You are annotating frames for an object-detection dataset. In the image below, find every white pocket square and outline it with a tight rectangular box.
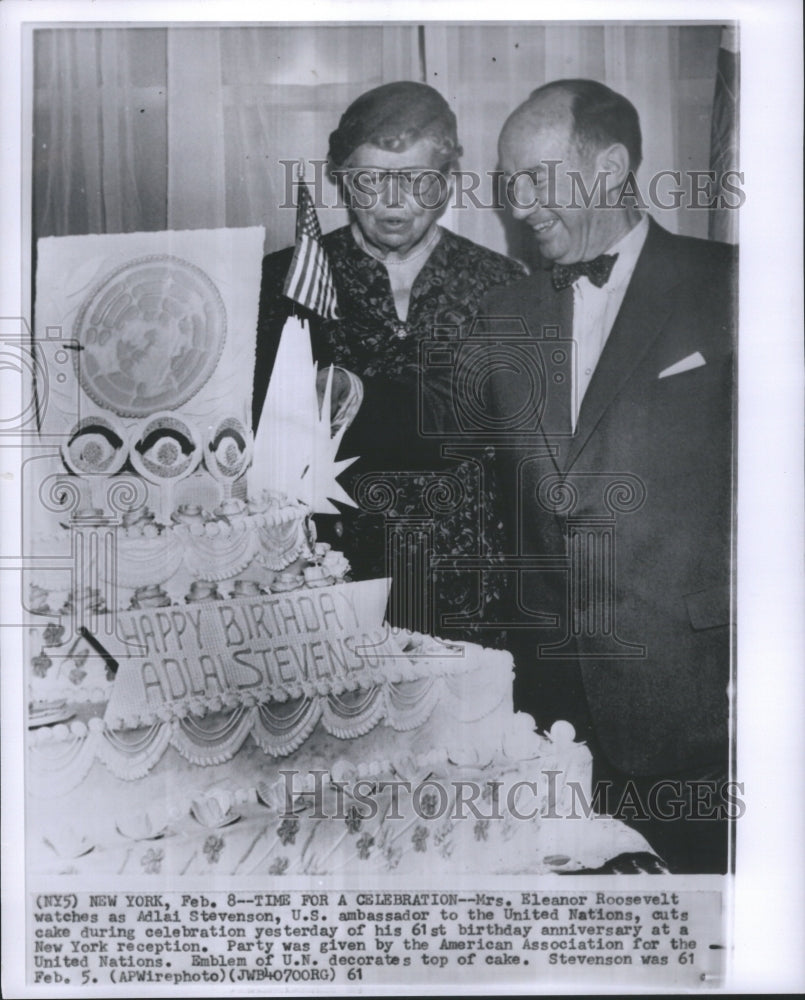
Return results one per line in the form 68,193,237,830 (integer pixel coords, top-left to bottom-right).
658,352,706,379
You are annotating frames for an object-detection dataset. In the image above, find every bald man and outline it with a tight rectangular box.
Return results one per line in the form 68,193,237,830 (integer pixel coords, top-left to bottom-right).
478,80,736,872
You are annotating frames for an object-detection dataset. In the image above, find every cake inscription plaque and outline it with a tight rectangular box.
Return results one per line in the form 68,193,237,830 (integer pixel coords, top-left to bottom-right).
105,579,394,726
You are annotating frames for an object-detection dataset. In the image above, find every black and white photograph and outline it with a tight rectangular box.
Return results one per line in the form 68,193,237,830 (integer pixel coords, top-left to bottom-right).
1,1,802,995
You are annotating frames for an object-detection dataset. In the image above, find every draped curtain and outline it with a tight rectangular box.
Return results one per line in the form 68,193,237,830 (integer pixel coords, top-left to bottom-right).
33,25,421,253
33,23,727,258
425,23,725,254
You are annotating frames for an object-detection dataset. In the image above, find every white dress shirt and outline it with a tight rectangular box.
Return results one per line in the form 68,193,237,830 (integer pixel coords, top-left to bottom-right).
571,214,649,430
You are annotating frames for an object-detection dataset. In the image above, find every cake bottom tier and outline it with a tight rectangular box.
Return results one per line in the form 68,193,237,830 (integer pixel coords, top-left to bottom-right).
27,729,652,878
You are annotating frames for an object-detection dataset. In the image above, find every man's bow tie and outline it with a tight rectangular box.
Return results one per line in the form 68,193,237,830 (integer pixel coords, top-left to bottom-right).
552,253,619,290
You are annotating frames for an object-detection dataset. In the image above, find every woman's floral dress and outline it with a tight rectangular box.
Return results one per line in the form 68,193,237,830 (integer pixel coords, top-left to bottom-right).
254,225,525,646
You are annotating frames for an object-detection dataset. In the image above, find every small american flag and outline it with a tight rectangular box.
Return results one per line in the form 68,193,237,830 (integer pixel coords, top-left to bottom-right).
283,181,339,319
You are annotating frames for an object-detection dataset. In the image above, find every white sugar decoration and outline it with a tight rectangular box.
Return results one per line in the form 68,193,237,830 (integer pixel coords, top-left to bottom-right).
251,315,357,513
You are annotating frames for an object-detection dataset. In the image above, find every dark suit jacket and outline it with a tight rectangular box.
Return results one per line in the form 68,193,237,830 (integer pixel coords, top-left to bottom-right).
478,218,736,776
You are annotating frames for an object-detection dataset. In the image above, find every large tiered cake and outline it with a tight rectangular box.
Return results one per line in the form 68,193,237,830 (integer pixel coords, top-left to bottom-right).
25,227,651,878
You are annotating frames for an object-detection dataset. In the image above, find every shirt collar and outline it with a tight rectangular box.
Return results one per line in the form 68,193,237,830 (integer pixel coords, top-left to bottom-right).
601,213,649,292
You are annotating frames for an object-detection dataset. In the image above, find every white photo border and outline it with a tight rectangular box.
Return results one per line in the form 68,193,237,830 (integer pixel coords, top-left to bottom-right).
1,1,803,995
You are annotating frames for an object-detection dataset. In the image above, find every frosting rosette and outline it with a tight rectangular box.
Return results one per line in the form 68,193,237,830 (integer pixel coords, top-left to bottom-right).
115,810,168,841
270,571,305,593
129,585,171,609
31,651,53,678
256,771,317,813
303,565,332,588
247,489,289,515
502,711,548,762
62,586,106,614
42,827,94,860
171,503,206,525
328,757,359,785
185,580,222,602
321,548,350,580
28,584,51,614
121,505,157,530
190,789,239,828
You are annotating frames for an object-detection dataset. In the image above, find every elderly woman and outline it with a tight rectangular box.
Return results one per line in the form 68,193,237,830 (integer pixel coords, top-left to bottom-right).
253,81,524,641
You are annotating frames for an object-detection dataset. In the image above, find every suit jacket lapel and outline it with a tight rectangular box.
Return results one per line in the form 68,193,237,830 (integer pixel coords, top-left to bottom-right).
509,268,574,473
562,219,683,471
539,282,574,472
